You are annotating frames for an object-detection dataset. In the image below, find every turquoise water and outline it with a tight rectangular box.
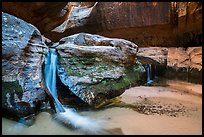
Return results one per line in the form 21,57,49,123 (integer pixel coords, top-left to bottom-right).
43,48,106,134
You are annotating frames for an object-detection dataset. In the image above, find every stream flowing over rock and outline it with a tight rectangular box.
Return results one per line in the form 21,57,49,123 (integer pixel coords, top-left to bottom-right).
2,12,145,119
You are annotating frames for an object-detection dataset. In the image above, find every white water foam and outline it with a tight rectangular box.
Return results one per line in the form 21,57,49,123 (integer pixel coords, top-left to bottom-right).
44,48,107,134
54,107,107,134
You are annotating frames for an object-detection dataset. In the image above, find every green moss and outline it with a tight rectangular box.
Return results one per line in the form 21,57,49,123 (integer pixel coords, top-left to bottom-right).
60,55,121,80
59,55,144,107
2,81,23,106
85,63,143,98
124,64,141,86
60,55,143,94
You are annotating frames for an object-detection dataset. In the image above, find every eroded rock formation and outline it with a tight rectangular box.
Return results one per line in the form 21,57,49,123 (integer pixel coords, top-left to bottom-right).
52,2,98,33
2,2,202,47
2,12,48,119
1,2,202,122
2,12,145,119
137,47,168,65
135,46,202,83
55,33,145,107
2,2,68,34
165,47,202,83
167,47,202,71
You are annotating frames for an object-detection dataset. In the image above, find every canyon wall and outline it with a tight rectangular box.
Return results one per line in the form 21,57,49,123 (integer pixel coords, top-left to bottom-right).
2,2,202,47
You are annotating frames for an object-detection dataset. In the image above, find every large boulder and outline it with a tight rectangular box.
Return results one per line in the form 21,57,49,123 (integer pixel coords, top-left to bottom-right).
2,12,48,119
2,11,145,118
55,33,145,108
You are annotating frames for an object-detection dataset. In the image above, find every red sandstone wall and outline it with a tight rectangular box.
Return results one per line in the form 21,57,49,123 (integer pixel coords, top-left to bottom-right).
2,2,202,46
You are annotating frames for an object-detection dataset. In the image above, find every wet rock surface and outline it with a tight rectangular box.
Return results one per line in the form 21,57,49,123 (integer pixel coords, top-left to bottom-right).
56,33,145,108
2,12,48,118
2,12,145,119
135,46,202,84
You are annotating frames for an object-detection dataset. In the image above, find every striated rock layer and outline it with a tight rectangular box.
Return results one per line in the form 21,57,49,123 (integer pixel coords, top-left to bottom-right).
2,2,202,47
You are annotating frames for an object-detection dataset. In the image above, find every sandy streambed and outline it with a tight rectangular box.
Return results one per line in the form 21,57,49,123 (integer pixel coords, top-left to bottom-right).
2,79,202,135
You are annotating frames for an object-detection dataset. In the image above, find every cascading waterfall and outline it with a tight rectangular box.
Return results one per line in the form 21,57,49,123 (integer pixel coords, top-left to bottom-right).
45,49,58,99
146,64,155,85
44,48,65,113
147,64,151,82
43,48,106,134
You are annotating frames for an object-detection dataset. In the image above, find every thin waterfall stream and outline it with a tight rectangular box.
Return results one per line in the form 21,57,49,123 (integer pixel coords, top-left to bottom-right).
43,48,106,134
147,64,153,84
44,48,65,113
145,64,155,85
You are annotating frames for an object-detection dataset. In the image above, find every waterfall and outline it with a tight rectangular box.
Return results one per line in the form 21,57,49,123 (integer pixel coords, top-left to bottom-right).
154,64,157,79
146,64,154,85
44,48,58,99
147,64,151,82
44,48,65,113
43,48,106,134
